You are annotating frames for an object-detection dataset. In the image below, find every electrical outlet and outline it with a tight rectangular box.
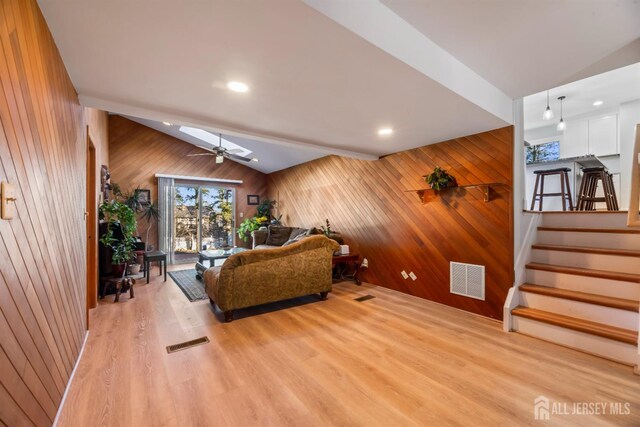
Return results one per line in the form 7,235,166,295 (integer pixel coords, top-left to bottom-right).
409,272,417,281
401,270,409,279
240,212,244,218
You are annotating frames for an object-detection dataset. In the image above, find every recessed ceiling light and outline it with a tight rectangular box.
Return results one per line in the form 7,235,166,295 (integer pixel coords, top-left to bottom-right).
162,121,172,126
251,158,259,162
227,81,249,93
593,100,604,106
378,127,393,136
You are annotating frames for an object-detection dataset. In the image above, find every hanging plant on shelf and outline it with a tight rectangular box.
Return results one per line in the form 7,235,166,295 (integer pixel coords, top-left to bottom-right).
423,167,458,191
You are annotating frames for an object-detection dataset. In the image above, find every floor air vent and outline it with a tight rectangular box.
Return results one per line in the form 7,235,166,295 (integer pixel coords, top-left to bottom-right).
450,262,485,300
354,294,376,302
166,336,209,354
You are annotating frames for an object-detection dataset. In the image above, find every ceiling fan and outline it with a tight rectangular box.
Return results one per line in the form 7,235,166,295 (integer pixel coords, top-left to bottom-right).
186,133,252,164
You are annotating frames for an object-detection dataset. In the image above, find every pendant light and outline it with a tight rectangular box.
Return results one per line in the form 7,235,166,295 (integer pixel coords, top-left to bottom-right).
556,96,566,131
542,90,554,120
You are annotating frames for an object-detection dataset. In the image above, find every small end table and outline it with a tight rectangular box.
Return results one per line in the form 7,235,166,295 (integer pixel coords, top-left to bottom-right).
99,276,135,302
332,253,361,285
143,251,167,284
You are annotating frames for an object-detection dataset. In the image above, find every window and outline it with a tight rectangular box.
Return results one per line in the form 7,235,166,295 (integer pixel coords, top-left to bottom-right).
526,140,560,164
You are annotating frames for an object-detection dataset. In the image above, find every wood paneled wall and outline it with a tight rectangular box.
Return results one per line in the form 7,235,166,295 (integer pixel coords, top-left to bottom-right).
0,0,92,424
268,126,514,319
84,108,109,310
109,116,268,250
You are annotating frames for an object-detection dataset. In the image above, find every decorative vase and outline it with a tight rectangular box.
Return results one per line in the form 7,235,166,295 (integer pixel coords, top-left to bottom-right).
326,232,345,245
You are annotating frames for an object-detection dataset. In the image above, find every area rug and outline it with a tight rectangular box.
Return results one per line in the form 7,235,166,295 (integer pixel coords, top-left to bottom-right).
168,269,208,302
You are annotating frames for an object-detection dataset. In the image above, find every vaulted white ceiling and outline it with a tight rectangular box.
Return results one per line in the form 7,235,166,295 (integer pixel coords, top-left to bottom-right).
38,0,640,172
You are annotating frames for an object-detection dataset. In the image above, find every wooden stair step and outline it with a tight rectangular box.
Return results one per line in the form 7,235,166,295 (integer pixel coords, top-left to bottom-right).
526,262,640,283
511,306,638,345
519,283,639,312
538,226,640,234
531,244,640,257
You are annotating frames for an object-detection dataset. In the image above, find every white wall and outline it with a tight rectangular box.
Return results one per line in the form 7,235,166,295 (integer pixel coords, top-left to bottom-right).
619,100,640,210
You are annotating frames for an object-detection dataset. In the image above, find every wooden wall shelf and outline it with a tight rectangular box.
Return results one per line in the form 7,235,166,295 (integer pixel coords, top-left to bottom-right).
405,183,506,204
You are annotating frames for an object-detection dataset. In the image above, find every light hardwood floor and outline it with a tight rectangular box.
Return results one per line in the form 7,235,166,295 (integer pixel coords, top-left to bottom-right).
56,266,640,426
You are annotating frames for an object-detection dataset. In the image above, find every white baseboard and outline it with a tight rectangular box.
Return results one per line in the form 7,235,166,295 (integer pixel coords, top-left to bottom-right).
53,330,89,427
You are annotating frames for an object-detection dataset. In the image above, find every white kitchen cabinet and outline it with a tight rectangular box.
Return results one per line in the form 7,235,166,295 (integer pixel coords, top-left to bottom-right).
588,115,618,156
560,119,588,158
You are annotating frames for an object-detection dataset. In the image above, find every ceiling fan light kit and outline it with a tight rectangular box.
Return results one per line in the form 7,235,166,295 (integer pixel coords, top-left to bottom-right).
186,133,254,164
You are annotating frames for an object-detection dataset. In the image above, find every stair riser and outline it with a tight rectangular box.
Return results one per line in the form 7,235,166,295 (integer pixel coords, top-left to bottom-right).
526,269,640,300
541,212,630,228
536,230,640,250
531,249,640,274
512,316,637,365
519,292,638,331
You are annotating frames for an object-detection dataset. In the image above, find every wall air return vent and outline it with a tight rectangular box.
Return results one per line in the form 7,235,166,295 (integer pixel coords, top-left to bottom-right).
450,262,485,300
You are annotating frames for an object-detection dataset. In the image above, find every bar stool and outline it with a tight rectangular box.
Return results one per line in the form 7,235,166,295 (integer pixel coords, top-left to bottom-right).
143,251,167,284
576,166,619,211
530,167,573,211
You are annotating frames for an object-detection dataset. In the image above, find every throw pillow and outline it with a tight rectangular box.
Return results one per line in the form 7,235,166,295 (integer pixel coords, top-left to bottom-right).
288,227,308,240
265,226,292,246
305,227,322,236
282,233,308,246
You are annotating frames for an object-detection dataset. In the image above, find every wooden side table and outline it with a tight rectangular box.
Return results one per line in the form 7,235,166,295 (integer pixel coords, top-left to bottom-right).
143,251,167,284
332,254,361,285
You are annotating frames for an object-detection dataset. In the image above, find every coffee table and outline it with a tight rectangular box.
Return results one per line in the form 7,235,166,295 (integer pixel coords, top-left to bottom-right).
195,247,249,280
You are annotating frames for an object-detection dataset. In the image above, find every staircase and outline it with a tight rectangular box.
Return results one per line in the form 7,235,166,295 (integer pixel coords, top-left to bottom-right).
510,211,640,368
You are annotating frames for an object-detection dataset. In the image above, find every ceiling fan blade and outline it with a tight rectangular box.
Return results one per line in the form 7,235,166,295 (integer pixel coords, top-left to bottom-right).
226,153,252,162
226,148,244,154
187,153,216,157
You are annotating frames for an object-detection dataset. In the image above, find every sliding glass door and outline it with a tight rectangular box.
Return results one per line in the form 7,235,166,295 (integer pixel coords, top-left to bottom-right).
172,183,235,264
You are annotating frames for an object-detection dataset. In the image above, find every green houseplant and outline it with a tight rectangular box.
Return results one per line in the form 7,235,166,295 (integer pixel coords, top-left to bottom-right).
424,167,457,191
256,199,276,221
99,200,137,277
139,202,160,251
237,216,268,242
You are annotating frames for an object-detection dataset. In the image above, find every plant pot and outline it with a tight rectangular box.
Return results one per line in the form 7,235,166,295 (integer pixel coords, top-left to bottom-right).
326,232,345,245
112,263,127,278
128,264,141,275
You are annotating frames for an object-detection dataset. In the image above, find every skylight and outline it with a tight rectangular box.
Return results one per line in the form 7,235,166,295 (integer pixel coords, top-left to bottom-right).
178,126,252,157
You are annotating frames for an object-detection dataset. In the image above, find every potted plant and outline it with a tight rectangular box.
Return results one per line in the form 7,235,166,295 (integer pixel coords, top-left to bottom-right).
320,219,344,245
423,166,457,191
256,199,276,221
237,216,267,242
99,200,137,277
139,201,160,251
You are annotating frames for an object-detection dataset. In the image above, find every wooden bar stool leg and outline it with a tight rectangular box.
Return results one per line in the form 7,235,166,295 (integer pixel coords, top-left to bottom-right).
604,172,618,210
560,172,567,211
530,173,540,211
586,174,598,211
609,174,619,210
598,171,612,211
564,171,574,211
538,174,545,211
577,171,587,210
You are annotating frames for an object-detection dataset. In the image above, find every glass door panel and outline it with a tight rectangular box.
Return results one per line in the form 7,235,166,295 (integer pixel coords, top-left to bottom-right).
172,183,235,264
173,185,200,263
201,187,234,249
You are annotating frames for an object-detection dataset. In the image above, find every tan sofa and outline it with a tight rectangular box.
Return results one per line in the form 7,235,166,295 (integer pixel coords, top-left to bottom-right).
204,235,339,322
